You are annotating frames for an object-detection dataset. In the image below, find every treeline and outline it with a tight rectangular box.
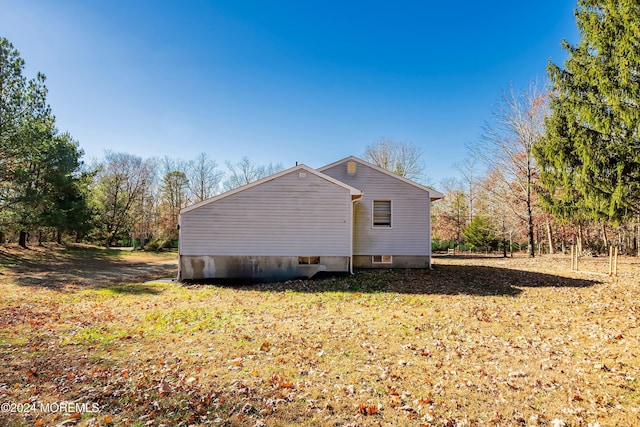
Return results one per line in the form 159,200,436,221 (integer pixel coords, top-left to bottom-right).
432,0,640,257
432,155,640,257
88,152,282,248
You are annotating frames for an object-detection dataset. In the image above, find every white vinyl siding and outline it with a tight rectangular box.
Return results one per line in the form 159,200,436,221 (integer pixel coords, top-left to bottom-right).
180,170,352,256
321,160,431,256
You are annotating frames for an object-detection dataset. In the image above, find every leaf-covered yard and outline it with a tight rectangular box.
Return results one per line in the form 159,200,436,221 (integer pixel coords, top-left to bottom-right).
1,246,639,426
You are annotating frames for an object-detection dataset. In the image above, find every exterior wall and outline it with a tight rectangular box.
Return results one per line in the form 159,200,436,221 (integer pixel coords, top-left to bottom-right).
180,255,348,281
321,160,432,264
179,169,353,280
353,255,430,269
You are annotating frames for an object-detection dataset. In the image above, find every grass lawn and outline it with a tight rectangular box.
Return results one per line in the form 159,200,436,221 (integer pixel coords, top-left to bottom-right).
1,245,639,426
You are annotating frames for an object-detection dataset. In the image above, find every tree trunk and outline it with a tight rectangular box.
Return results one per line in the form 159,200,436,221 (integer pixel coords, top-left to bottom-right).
546,218,554,255
637,215,640,257
57,231,62,245
527,207,535,258
601,222,608,254
0,231,5,244
38,231,44,246
18,231,27,248
577,224,584,256
501,217,507,258
509,232,513,258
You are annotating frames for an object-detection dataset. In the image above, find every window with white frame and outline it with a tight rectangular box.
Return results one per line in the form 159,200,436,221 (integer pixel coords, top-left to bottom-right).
372,200,392,227
372,255,392,264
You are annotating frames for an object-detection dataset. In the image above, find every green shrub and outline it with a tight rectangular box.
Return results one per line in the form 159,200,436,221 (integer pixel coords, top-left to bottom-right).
144,240,161,251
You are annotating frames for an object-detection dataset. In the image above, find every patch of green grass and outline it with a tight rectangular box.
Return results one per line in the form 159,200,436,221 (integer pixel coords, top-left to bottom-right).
0,335,29,346
61,325,129,345
61,245,129,258
142,307,245,334
624,383,640,405
96,283,166,295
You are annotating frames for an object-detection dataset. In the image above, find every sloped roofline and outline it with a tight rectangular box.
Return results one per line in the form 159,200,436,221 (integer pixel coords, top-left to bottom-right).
318,156,444,200
181,163,363,214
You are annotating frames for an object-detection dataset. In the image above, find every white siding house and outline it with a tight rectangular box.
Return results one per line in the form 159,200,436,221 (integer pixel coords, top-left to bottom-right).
179,164,362,280
178,157,443,280
319,157,444,269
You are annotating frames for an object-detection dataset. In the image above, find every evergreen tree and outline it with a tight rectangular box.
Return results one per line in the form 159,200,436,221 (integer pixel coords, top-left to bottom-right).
38,134,93,243
463,215,499,252
1,37,31,237
536,0,640,221
0,38,26,187
0,37,88,245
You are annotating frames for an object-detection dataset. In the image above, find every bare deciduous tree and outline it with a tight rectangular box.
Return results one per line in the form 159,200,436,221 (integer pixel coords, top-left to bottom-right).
186,152,223,202
479,169,527,257
223,157,283,191
453,157,480,223
159,170,189,240
432,177,468,248
469,83,547,257
94,151,155,247
363,138,427,183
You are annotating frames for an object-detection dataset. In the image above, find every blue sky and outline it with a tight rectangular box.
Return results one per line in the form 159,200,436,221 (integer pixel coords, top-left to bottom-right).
2,1,578,185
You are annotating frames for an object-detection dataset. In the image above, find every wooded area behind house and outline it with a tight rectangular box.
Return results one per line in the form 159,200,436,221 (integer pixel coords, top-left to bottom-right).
1,1,638,255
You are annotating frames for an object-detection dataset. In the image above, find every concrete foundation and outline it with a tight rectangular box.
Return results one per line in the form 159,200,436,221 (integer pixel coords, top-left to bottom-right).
179,255,349,281
353,255,431,269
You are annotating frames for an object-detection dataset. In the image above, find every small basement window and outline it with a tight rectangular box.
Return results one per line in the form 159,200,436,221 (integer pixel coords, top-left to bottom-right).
373,200,392,227
298,256,320,265
372,255,392,264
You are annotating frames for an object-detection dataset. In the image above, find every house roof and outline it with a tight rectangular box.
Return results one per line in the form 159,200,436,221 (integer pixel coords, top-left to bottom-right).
181,164,363,214
318,156,444,200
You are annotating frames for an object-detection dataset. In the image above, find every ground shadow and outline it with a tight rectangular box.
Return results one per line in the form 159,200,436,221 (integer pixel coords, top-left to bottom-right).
1,245,177,292
184,260,600,297
2,247,600,297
